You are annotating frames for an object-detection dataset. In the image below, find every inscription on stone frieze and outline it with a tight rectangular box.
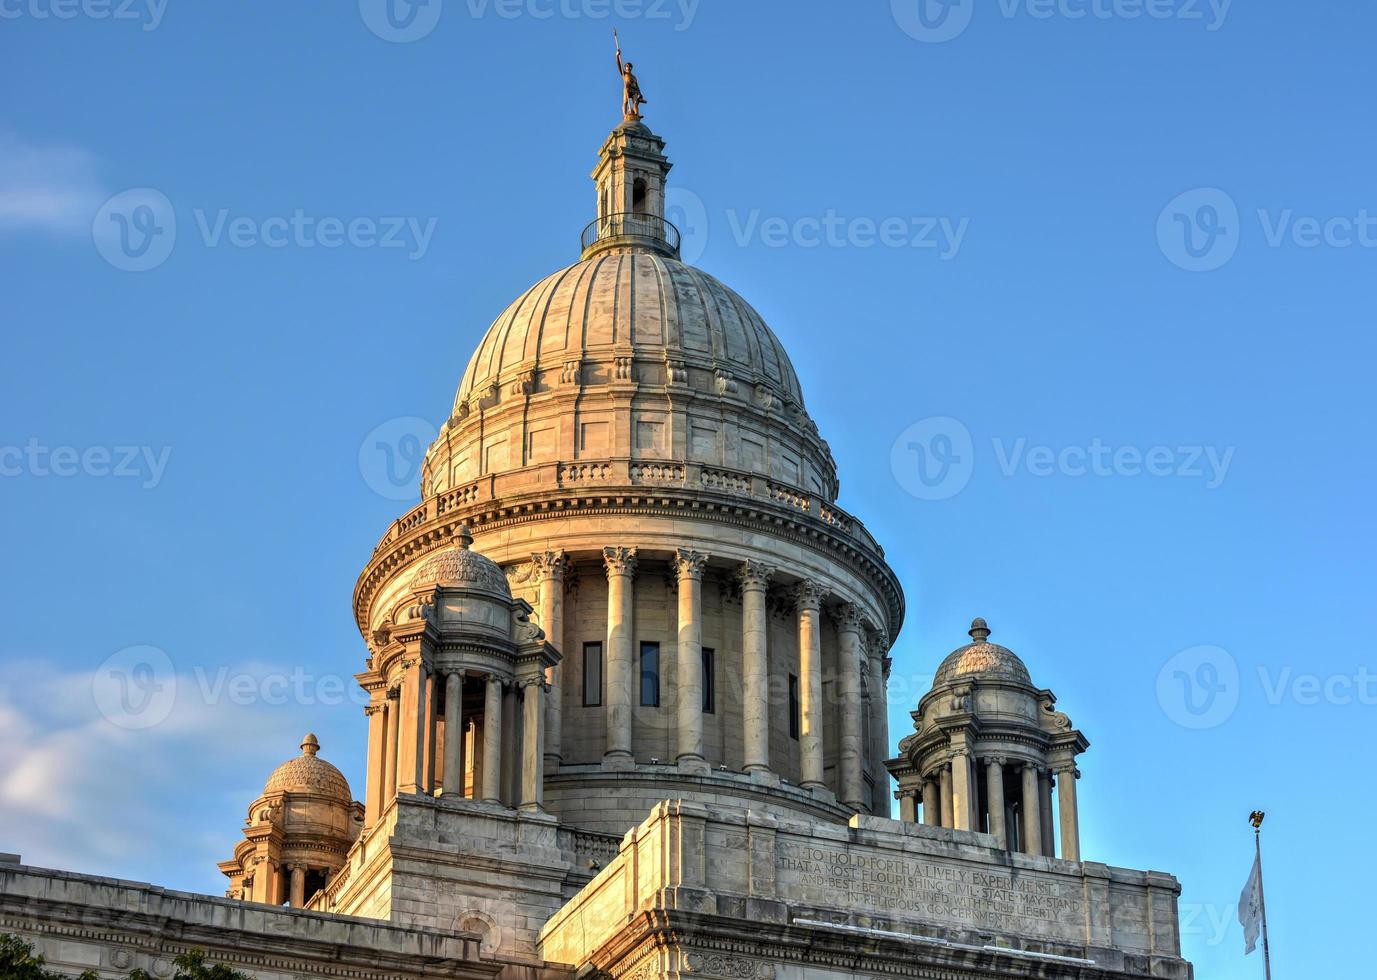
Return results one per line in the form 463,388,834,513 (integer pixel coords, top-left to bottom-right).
776,843,1084,941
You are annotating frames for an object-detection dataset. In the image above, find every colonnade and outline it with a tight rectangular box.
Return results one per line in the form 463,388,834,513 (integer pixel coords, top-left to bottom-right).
590,547,884,809
896,755,1081,860
364,661,545,825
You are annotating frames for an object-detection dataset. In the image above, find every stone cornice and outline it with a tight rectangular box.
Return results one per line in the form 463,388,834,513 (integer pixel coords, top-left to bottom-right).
354,471,903,646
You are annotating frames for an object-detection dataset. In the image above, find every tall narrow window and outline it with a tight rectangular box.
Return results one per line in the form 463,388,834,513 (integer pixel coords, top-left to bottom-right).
640,642,660,707
583,642,603,707
788,673,801,740
702,647,715,714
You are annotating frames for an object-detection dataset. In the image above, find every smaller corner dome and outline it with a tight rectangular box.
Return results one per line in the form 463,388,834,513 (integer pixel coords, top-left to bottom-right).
933,618,1032,686
407,525,510,596
262,733,352,802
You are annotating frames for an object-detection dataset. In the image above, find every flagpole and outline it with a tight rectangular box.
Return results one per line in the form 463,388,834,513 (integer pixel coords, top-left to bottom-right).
1250,811,1273,980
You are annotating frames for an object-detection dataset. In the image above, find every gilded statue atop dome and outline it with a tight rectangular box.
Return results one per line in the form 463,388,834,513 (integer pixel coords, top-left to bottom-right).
614,30,646,120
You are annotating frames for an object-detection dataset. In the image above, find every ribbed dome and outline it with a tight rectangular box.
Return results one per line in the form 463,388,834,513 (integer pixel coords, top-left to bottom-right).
932,619,1032,686
407,526,509,596
262,734,352,801
453,250,805,410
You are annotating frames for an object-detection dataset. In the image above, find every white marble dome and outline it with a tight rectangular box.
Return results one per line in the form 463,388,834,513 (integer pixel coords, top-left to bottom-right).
421,248,839,502
453,251,806,411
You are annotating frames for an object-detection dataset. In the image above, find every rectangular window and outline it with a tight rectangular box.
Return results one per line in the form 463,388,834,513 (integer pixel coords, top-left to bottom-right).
583,642,603,707
702,647,715,714
788,673,800,740
640,642,660,707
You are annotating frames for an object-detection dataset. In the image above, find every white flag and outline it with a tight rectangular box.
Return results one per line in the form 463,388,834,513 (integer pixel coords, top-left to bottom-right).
1238,853,1263,955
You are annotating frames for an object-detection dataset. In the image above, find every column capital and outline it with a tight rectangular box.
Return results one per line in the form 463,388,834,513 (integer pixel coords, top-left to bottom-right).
602,546,638,578
364,703,385,717
738,559,775,590
835,601,865,633
530,550,571,583
1052,762,1081,779
673,548,709,581
985,754,1007,767
794,579,826,611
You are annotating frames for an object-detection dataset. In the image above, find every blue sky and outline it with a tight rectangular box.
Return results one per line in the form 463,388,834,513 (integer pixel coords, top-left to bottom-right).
1,2,1372,977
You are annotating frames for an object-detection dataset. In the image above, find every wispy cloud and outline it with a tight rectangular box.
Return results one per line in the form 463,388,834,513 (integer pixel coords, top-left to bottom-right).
0,660,305,884
0,133,106,236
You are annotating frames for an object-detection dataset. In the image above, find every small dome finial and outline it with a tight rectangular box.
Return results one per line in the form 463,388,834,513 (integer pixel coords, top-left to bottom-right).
969,617,991,642
454,524,474,549
301,733,320,756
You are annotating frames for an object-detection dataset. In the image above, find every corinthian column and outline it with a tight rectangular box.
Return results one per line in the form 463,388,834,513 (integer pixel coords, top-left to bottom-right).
986,757,1008,849
383,689,399,800
921,776,940,827
481,674,503,803
602,547,637,768
1021,763,1044,857
397,657,429,795
739,560,774,775
519,676,545,810
673,549,709,773
363,700,386,826
532,550,568,770
950,746,974,832
795,580,827,792
1056,763,1082,861
866,626,891,808
442,671,463,797
836,603,866,811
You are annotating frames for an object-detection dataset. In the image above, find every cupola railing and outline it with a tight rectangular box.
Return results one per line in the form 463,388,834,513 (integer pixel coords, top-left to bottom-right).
580,211,681,259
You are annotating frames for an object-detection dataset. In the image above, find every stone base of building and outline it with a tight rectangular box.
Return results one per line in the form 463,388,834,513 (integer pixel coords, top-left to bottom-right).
541,802,1194,980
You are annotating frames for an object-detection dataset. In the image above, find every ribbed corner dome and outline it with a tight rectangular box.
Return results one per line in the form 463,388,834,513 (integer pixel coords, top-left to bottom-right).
262,734,352,802
407,526,510,596
453,250,805,411
932,618,1032,686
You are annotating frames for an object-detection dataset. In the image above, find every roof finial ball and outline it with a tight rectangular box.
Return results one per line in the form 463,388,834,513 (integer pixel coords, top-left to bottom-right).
453,524,474,549
300,733,320,756
968,617,992,643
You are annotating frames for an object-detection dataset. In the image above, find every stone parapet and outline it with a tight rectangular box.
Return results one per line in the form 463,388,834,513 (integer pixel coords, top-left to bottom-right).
0,860,495,980
540,802,1192,980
